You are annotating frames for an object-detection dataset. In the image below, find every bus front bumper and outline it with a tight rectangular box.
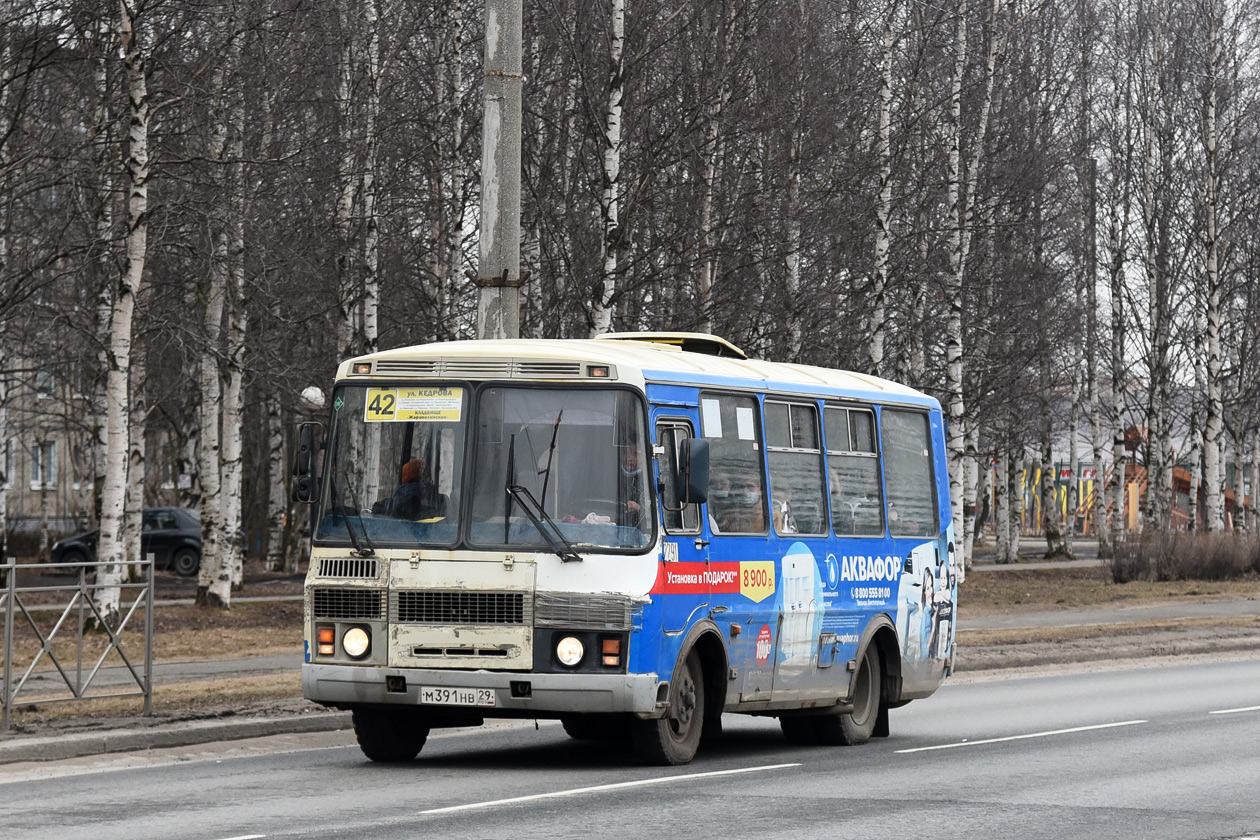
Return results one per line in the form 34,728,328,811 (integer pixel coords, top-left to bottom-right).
302,663,663,716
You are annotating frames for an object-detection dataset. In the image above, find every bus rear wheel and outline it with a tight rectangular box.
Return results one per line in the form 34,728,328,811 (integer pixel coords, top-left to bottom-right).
632,649,705,765
779,644,882,747
352,707,431,762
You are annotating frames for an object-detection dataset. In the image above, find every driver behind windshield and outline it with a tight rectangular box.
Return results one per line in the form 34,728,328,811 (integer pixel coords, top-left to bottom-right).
373,458,444,520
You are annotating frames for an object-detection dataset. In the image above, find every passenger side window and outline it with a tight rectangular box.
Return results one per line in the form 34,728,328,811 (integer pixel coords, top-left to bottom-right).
656,421,700,534
825,406,884,536
701,393,767,534
764,401,827,535
880,409,937,537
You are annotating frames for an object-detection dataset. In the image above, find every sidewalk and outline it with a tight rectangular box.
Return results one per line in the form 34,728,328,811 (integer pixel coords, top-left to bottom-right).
0,710,351,764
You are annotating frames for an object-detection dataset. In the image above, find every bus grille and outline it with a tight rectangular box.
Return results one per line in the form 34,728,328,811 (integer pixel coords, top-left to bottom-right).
393,591,526,625
312,588,386,620
534,593,632,630
317,558,379,579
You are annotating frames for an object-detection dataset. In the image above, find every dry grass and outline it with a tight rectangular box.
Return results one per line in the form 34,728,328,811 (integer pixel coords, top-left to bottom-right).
959,614,1260,647
4,674,311,731
1,600,303,667
960,566,1260,616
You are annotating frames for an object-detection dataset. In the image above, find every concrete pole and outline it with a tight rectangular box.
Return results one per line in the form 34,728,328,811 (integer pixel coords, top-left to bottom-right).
475,0,523,339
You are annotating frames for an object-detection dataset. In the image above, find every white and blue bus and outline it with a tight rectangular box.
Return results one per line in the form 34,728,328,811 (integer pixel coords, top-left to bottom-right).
296,333,957,765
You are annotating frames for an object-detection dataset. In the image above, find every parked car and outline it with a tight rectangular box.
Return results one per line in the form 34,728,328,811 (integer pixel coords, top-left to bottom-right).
49,507,202,577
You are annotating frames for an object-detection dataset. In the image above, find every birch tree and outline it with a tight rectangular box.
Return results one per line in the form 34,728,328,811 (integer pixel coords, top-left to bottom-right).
196,41,231,607
1200,0,1226,531
95,0,150,627
868,0,899,377
589,0,625,335
335,0,382,360
0,0,12,561
944,0,1000,571
220,15,247,595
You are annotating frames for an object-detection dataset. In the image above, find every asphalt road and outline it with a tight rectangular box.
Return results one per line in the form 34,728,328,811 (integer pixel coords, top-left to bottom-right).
3,657,1258,840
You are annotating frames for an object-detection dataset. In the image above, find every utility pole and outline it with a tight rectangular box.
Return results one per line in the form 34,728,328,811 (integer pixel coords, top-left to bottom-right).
475,0,523,339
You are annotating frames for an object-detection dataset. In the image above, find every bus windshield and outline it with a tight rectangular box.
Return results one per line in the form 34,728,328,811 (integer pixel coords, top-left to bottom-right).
315,384,652,552
467,386,651,551
317,385,469,548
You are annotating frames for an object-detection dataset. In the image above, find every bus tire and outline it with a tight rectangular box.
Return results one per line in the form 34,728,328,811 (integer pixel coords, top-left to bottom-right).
779,645,881,747
352,707,430,762
632,649,705,765
837,644,882,745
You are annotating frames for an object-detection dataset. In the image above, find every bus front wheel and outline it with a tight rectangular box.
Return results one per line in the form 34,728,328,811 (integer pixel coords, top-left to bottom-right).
632,649,705,765
780,644,882,746
352,707,430,762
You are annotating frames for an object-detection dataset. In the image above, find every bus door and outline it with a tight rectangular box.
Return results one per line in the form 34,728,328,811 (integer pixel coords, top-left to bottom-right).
880,407,953,678
654,414,709,634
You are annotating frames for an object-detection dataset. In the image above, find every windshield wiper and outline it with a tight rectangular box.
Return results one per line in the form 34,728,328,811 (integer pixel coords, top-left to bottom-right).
539,410,563,511
506,484,581,563
335,469,375,557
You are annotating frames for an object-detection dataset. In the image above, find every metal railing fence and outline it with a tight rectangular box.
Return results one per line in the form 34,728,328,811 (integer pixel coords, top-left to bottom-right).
1,557,154,732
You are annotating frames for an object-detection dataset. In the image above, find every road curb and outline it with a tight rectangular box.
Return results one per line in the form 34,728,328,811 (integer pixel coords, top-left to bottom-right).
0,711,352,765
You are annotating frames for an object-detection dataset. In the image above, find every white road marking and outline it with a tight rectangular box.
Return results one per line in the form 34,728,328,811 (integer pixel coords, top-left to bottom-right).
895,720,1148,753
215,835,265,840
419,763,802,814
1209,705,1260,715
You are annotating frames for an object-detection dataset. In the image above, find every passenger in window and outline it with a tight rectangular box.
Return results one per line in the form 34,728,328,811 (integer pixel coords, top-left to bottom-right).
724,475,765,532
831,466,879,535
772,482,797,534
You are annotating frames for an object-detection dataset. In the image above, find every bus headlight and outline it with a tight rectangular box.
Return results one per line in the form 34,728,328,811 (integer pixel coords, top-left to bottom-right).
555,636,584,667
342,626,371,659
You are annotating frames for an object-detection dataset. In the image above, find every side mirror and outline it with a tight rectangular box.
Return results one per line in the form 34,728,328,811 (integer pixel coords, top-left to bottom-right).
292,421,323,504
680,438,709,505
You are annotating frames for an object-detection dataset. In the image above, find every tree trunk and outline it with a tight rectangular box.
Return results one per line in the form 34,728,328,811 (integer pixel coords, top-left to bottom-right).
124,345,146,580
962,421,978,572
1201,0,1224,532
221,41,247,598
1009,448,1023,560
0,339,6,560
995,443,1010,563
869,0,897,376
265,394,288,572
37,441,50,563
90,16,115,522
95,0,150,628
1067,371,1080,553
1250,431,1259,533
590,0,625,335
944,0,999,568
196,54,230,608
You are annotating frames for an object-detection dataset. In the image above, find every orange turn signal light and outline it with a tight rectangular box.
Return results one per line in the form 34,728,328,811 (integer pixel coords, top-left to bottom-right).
601,638,621,667
317,626,335,656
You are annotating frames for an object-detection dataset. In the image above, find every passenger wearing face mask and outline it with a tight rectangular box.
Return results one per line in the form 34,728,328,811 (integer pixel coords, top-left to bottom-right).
708,468,765,533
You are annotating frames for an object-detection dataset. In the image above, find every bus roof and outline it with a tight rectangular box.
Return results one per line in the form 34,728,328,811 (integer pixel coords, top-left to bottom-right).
341,335,940,410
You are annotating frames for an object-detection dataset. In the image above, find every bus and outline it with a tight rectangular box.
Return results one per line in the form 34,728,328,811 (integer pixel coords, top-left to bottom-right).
295,333,957,765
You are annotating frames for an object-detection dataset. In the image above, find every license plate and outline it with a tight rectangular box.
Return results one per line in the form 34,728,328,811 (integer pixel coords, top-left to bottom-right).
419,686,496,707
